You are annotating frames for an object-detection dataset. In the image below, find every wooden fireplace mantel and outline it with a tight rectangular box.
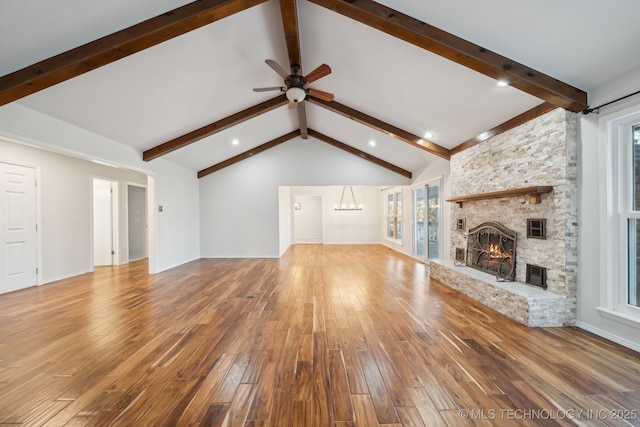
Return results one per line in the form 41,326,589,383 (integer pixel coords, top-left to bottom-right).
446,186,553,207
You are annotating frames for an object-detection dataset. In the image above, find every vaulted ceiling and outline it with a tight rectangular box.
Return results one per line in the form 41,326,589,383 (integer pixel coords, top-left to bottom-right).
2,0,640,179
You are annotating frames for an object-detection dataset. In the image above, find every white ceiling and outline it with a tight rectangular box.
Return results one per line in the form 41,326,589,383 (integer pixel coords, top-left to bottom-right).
2,0,640,176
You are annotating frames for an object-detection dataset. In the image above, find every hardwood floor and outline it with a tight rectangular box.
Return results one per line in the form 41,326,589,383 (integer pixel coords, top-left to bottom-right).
0,245,639,426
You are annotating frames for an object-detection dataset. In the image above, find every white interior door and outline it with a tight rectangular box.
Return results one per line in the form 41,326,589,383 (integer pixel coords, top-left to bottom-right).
293,195,323,244
93,178,117,266
0,162,37,294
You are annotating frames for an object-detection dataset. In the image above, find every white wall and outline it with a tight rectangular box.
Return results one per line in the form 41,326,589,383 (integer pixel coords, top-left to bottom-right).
199,137,411,258
577,67,640,351
154,158,200,271
0,103,200,274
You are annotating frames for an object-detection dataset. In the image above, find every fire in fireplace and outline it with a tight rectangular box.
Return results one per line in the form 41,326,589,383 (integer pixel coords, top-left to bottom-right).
466,221,516,281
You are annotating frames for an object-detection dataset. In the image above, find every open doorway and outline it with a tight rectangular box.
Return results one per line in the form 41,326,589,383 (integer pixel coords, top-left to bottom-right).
92,177,118,267
127,184,147,261
293,195,323,244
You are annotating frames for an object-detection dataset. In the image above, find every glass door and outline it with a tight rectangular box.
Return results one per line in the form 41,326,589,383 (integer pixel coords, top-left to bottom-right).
413,178,441,260
427,184,440,260
413,188,425,257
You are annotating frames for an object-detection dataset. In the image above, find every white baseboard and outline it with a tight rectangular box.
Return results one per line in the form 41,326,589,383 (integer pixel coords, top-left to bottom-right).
575,321,640,353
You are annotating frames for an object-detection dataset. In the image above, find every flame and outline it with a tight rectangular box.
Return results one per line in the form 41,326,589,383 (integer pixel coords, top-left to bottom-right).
487,243,504,258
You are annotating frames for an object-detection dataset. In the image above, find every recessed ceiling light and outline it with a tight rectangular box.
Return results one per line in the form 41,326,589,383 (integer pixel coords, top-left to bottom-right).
424,131,434,139
232,139,239,146
369,140,376,147
496,80,509,88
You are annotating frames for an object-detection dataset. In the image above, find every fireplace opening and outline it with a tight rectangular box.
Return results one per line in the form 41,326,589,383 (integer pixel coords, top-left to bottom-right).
466,221,516,281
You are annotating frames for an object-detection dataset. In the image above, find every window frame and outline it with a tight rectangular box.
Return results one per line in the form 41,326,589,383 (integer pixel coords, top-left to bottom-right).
600,108,640,322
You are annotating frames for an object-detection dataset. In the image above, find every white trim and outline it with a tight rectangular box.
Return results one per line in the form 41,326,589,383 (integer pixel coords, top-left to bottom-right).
596,306,640,328
576,320,640,353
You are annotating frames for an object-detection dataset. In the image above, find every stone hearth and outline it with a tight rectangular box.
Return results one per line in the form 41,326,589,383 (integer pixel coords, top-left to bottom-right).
430,259,569,327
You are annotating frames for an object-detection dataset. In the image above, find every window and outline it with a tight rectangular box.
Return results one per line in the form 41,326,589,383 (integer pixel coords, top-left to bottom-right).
386,189,402,242
626,123,640,308
601,110,640,322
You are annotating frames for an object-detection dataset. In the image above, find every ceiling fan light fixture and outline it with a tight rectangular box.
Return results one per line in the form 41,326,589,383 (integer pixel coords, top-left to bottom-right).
286,87,306,103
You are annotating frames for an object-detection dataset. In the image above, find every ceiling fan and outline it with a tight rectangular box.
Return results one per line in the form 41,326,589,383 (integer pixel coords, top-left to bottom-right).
253,59,334,108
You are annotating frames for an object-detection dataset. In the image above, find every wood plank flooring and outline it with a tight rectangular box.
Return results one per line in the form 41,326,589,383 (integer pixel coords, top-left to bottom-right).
0,244,639,426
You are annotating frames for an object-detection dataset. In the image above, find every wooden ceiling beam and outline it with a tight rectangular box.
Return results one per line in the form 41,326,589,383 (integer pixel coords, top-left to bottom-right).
451,102,556,155
298,101,309,139
143,95,287,161
308,129,412,178
279,0,303,68
308,0,588,112
308,97,450,160
198,130,300,177
278,0,309,139
0,0,268,106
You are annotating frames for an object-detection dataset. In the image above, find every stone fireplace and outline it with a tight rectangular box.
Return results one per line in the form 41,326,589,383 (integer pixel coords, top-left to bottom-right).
428,108,578,327
466,221,516,281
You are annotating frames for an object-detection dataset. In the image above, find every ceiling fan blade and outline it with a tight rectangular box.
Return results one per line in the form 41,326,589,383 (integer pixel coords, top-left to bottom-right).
265,59,289,79
307,88,334,102
288,99,297,109
304,64,331,84
253,87,283,92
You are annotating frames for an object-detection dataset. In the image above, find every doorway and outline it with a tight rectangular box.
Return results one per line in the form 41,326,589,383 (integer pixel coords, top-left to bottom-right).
92,177,118,266
127,184,147,261
293,195,323,244
0,162,37,294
